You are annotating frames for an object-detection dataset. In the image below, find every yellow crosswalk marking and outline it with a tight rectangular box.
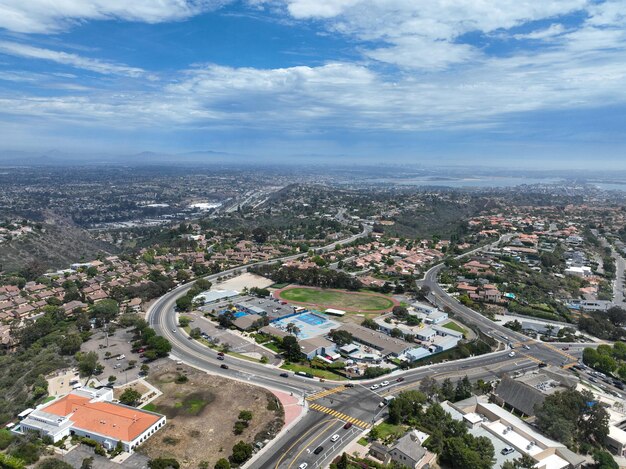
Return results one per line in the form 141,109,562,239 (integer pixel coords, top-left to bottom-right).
518,352,543,364
307,403,371,429
306,386,346,402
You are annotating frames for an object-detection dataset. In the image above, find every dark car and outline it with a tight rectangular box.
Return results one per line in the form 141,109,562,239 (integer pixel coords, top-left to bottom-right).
538,362,548,368
217,352,225,356
396,377,405,382
313,446,324,455
280,373,289,378
217,355,225,361
344,383,354,387
220,364,229,369
343,422,352,430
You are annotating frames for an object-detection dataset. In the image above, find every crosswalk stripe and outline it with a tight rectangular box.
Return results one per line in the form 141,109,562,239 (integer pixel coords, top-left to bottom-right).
307,403,371,428
306,386,346,401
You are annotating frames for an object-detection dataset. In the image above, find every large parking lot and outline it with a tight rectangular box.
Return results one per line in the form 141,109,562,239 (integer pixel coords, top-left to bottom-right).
81,327,161,386
187,312,282,365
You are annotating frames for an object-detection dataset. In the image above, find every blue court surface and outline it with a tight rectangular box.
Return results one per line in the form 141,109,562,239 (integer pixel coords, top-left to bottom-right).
271,311,339,339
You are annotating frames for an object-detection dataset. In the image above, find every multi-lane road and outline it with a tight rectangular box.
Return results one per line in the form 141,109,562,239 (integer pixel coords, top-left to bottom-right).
148,231,594,469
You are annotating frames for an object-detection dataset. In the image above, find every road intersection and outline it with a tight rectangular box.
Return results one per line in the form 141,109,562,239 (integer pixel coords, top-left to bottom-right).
148,231,593,468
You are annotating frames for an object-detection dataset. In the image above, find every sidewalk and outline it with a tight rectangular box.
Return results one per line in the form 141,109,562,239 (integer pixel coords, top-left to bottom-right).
243,389,308,468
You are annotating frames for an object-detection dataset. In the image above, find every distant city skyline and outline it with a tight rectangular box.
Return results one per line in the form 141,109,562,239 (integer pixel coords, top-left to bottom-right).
0,1,624,166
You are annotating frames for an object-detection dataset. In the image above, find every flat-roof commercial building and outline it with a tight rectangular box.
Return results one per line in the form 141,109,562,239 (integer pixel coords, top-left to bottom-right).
16,388,165,453
334,323,413,357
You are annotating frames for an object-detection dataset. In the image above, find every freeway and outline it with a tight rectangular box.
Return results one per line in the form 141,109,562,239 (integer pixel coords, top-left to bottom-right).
148,230,594,468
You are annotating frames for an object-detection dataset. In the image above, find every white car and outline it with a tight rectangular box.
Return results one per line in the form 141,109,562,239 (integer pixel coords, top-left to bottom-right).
508,351,516,357
330,434,340,442
523,344,530,350
380,381,389,387
370,384,380,390
299,464,308,469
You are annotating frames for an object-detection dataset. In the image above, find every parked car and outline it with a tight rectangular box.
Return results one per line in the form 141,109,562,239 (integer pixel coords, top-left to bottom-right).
538,362,547,368
220,364,229,369
501,447,514,455
380,381,389,387
370,384,379,390
343,422,352,430
508,351,516,357
344,383,354,387
280,373,289,378
313,446,324,455
330,434,340,442
523,344,530,350
298,464,308,469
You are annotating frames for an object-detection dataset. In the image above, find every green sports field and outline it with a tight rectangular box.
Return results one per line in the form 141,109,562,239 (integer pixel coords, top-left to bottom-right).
278,286,395,312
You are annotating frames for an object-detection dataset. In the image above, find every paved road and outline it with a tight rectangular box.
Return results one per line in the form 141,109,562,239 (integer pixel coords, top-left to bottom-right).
149,231,595,468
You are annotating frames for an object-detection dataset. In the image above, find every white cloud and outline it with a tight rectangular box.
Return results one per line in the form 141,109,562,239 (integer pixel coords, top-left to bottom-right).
0,41,147,77
0,0,229,34
257,0,589,70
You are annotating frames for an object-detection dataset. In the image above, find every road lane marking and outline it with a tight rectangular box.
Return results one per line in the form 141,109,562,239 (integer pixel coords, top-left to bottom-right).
274,419,336,469
286,419,339,469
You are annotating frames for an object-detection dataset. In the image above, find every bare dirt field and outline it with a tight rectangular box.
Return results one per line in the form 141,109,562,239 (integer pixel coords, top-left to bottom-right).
138,361,284,468
213,272,274,292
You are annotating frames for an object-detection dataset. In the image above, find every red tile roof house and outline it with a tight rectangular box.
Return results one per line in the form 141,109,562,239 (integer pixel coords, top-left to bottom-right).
17,387,165,453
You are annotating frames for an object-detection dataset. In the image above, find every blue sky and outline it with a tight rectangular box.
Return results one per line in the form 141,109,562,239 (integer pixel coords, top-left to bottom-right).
0,0,625,166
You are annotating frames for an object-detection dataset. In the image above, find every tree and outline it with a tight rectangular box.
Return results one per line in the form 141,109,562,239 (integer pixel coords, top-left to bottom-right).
190,327,202,339
60,333,83,355
91,299,119,323
392,305,408,318
231,441,253,464
281,336,303,362
440,378,455,401
329,330,353,346
535,389,609,448
148,458,180,469
419,376,439,398
455,376,472,402
238,410,253,422
176,296,192,312
178,316,191,327
147,335,172,357
80,457,94,469
77,351,101,377
214,459,230,469
607,307,626,327
218,311,235,328
593,450,618,469
119,388,142,406
361,317,378,330
336,453,349,469
195,278,212,291
140,364,150,375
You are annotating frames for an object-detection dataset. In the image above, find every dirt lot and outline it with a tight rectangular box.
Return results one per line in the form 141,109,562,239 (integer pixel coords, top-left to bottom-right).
139,362,284,468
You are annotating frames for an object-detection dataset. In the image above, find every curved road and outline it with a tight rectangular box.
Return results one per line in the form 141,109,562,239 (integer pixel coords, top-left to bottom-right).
148,230,592,468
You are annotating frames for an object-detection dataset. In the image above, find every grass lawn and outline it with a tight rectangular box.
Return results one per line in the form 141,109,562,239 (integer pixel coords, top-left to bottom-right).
228,351,263,363
42,395,56,403
357,437,368,446
278,286,395,312
442,321,467,335
142,403,157,412
372,422,406,440
280,363,345,381
271,283,290,289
